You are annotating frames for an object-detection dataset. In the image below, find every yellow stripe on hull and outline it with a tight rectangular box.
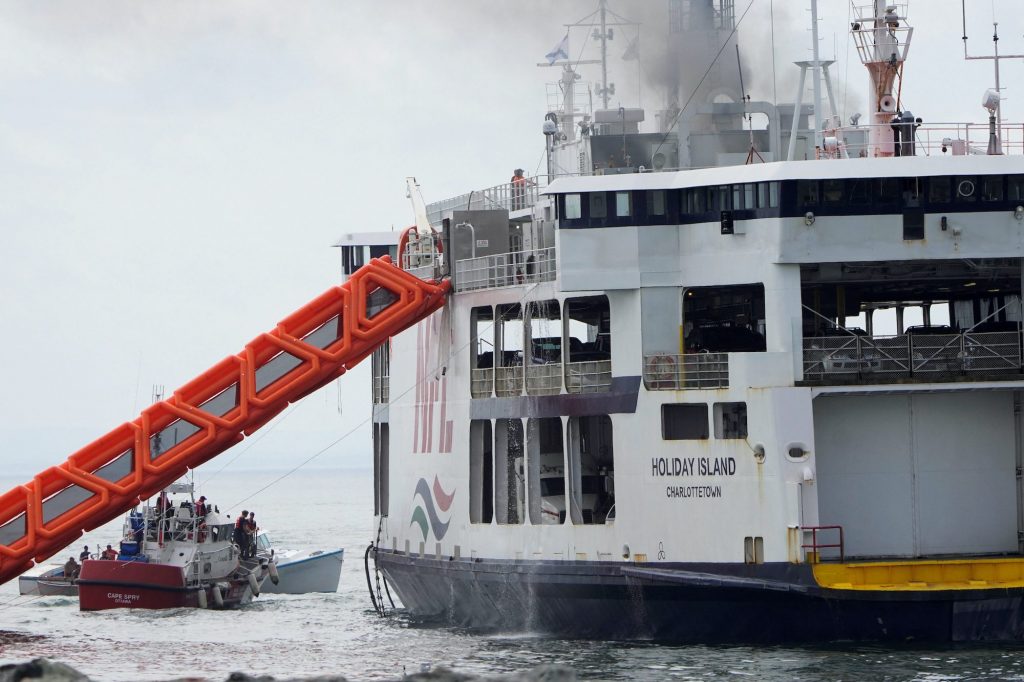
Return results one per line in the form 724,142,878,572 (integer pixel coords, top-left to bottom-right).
813,557,1024,591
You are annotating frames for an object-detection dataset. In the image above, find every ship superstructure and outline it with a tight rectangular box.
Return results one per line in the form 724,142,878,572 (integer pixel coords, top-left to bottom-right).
348,0,1024,642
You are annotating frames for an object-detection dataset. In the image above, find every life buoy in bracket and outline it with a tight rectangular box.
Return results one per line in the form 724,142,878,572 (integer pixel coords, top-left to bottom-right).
646,354,676,389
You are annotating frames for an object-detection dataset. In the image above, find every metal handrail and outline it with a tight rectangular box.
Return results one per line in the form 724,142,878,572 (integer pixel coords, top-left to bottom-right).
803,330,1023,382
802,525,845,563
642,353,729,390
454,247,557,293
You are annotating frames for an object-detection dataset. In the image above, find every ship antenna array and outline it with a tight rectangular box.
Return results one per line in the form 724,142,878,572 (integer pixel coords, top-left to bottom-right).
961,0,1024,152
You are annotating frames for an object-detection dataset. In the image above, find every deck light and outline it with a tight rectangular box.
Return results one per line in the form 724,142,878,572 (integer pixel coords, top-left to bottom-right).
804,212,816,226
1014,205,1024,221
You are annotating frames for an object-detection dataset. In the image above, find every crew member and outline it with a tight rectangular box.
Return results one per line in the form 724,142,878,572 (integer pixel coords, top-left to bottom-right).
511,169,533,210
195,496,208,519
63,557,80,579
233,511,249,554
100,544,118,560
79,545,91,562
245,513,258,559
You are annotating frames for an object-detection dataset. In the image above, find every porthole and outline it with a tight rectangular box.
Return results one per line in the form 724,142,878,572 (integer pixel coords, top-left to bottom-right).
957,179,976,198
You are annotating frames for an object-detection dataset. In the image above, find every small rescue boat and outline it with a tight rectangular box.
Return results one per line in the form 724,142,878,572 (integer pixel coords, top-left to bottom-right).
77,482,276,611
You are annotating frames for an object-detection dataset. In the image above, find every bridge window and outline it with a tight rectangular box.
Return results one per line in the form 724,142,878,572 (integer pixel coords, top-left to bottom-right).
647,190,666,216
846,178,871,207
662,404,709,440
615,192,631,217
928,176,952,204
982,175,1005,202
757,182,779,209
714,402,748,439
956,176,977,202
567,415,615,525
589,192,607,219
565,194,582,220
877,177,901,207
797,180,819,208
684,187,708,215
1010,176,1024,202
469,420,493,524
823,178,845,206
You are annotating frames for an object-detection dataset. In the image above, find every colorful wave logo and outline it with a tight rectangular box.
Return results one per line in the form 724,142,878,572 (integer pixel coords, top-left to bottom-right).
410,476,455,542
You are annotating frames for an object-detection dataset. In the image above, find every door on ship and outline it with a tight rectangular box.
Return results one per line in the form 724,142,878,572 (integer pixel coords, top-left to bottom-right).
813,391,1022,558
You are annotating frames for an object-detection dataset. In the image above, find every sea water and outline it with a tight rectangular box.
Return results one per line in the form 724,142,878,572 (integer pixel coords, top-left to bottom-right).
2,468,1024,681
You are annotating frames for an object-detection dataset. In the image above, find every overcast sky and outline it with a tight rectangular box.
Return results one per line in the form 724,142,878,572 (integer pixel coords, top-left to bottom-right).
1,0,1022,480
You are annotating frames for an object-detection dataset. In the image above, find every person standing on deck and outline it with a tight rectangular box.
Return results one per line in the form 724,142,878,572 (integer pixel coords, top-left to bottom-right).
233,511,249,555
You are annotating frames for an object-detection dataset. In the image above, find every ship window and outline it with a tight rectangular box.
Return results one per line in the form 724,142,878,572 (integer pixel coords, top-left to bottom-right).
684,187,708,215
373,423,389,516
565,194,582,220
716,185,732,211
567,415,615,525
714,402,748,439
647,190,666,216
846,178,871,206
683,284,767,353
495,419,525,525
662,404,708,440
470,306,493,398
615,192,631,217
902,178,921,208
1009,176,1024,202
955,176,977,202
928,176,952,204
756,182,780,209
981,175,1005,202
822,178,844,206
589,192,607,219
732,185,743,210
566,295,611,364
469,420,493,524
903,212,925,240
797,180,819,208
496,304,523,396
743,184,755,210
528,417,565,525
877,177,901,207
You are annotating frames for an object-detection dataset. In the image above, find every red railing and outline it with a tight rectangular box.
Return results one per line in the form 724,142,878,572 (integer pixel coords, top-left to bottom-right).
801,525,845,563
0,256,449,586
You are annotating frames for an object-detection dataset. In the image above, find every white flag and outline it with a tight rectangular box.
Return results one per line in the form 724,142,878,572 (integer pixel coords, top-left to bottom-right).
545,34,569,65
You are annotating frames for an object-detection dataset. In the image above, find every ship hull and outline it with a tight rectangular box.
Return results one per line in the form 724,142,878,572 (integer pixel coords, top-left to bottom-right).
378,551,1024,643
77,560,254,611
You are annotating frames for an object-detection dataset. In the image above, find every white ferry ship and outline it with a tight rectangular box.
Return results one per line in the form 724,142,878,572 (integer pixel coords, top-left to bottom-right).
347,1,1024,641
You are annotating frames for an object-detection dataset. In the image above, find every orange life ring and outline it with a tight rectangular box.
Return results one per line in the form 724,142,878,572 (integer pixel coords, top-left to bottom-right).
646,354,676,389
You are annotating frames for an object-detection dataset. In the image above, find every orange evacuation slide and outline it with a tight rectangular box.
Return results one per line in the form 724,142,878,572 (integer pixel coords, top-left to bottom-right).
0,256,449,587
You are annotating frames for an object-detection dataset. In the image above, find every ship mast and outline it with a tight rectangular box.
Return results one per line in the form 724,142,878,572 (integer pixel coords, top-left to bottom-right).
962,0,1024,155
850,0,913,157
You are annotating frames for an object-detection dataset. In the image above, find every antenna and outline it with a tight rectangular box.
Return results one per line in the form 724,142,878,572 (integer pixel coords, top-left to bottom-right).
151,384,165,404
736,44,764,164
961,0,1024,153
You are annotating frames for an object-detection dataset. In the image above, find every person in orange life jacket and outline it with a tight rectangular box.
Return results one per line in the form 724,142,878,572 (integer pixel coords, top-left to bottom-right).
100,544,117,560
233,511,249,553
511,169,534,210
244,514,258,558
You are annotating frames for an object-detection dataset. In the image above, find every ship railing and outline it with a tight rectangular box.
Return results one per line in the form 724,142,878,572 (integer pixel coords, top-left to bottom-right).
526,362,562,396
565,360,613,394
372,374,389,404
454,246,557,293
494,365,524,397
802,331,1023,382
470,368,494,398
642,353,729,390
425,175,548,225
834,121,1024,157
801,525,845,563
